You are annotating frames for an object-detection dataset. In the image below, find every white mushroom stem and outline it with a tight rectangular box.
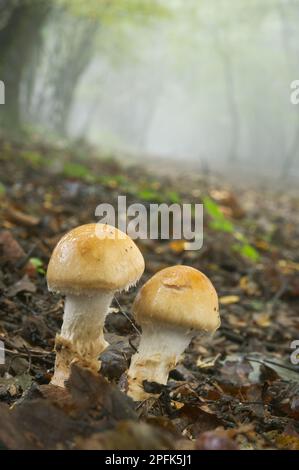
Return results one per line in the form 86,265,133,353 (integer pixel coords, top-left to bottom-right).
127,321,194,401
51,290,113,387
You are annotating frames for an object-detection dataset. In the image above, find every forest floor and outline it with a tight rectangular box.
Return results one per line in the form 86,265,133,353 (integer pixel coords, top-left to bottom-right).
0,137,299,450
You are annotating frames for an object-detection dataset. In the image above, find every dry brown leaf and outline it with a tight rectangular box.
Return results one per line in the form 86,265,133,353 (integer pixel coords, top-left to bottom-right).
5,207,40,227
219,295,240,305
6,275,37,297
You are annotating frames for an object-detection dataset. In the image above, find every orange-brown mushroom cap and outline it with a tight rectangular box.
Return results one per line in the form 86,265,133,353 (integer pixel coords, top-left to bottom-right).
47,223,145,294
133,265,220,333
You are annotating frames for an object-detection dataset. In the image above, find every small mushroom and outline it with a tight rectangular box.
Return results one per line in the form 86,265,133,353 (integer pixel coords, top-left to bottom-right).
47,223,144,387
127,265,220,401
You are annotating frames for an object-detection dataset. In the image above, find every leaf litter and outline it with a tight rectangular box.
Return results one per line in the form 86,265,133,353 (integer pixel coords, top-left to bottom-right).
0,137,298,449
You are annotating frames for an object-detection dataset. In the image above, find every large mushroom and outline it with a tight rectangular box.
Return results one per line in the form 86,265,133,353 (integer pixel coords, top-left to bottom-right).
127,265,220,401
47,223,144,387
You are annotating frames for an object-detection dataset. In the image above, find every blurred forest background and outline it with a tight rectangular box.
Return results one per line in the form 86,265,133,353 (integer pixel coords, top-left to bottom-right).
1,0,299,181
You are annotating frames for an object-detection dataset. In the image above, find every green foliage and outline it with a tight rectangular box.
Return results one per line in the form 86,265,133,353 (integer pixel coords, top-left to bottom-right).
204,195,260,263
0,182,6,196
166,191,181,204
53,0,169,65
29,257,46,275
250,300,264,311
233,242,260,262
20,151,44,168
98,174,127,186
63,162,92,180
137,189,163,203
55,0,168,23
137,189,181,204
203,196,234,233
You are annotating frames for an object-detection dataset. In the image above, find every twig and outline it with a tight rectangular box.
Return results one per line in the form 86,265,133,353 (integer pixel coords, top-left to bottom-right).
245,356,299,374
129,338,138,353
113,296,141,336
267,280,288,313
15,244,37,269
219,325,244,344
23,345,32,373
0,336,54,358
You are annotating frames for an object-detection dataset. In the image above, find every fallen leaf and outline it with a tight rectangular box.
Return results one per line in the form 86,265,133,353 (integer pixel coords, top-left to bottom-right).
0,373,32,398
253,312,271,327
219,295,240,305
0,230,25,263
219,358,254,386
168,240,187,253
66,364,137,423
5,207,40,227
0,400,91,449
266,429,299,450
195,429,239,450
7,275,36,297
239,276,260,295
173,405,224,438
209,189,245,219
196,354,220,369
100,336,132,381
277,259,299,274
76,421,176,450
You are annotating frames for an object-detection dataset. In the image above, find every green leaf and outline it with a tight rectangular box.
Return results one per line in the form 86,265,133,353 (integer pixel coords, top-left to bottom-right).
21,151,43,167
241,243,260,262
63,162,90,179
166,191,181,204
97,174,127,188
204,196,234,232
233,243,260,262
0,182,6,196
250,300,264,311
29,257,46,275
203,196,224,219
56,0,168,22
209,218,234,233
137,189,163,202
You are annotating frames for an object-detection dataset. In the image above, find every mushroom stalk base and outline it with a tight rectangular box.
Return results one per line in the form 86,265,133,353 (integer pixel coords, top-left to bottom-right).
51,291,113,387
127,322,193,401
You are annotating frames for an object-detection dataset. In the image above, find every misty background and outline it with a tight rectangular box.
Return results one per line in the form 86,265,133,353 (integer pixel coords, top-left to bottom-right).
1,0,299,181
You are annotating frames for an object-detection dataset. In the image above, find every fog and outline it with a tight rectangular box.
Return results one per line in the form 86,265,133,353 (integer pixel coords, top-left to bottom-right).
19,0,299,179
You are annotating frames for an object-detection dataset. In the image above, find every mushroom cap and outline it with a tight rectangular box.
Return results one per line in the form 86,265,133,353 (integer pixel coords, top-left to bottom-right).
47,223,145,294
133,265,220,333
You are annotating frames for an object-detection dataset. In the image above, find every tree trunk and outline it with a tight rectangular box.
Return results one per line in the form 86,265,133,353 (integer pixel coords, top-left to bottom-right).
213,29,240,164
277,1,299,178
0,0,49,133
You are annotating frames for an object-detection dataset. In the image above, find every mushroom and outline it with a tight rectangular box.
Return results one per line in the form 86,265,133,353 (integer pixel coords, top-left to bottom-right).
47,223,145,387
127,265,220,401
